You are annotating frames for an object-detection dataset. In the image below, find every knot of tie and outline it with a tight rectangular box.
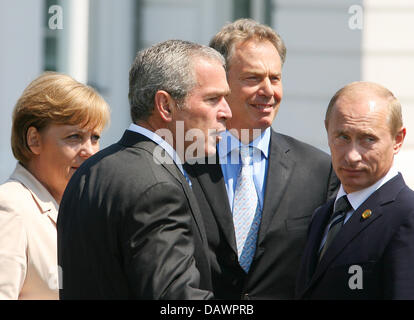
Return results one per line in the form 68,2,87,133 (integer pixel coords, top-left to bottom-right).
240,145,253,166
333,195,352,217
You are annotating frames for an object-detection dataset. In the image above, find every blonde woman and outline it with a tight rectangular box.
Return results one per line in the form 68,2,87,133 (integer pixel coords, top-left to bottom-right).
0,72,110,299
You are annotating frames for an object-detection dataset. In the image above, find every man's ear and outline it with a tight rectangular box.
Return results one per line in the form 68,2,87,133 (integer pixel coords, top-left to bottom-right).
27,126,42,155
393,126,406,155
154,90,176,122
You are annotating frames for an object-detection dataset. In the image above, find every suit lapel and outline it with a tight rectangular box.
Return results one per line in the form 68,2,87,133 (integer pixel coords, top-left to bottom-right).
119,130,208,244
191,154,238,253
165,160,209,245
304,174,406,295
191,131,297,255
306,200,383,293
257,131,296,246
295,200,333,298
307,201,334,282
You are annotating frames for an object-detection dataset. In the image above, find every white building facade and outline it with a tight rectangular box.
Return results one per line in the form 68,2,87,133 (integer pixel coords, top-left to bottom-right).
1,0,413,188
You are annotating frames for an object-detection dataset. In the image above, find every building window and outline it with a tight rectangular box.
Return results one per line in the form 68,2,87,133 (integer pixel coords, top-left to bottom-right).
233,0,250,20
233,0,272,25
44,0,61,71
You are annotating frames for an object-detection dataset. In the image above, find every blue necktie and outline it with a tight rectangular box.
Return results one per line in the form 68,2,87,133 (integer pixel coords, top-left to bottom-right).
232,146,261,273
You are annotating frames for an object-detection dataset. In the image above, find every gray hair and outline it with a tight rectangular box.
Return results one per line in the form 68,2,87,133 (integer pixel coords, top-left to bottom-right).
129,39,225,122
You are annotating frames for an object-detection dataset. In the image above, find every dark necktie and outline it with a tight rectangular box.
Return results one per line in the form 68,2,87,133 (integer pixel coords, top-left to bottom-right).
319,195,352,260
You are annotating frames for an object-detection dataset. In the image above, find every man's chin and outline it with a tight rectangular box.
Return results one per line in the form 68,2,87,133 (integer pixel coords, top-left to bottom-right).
341,177,370,193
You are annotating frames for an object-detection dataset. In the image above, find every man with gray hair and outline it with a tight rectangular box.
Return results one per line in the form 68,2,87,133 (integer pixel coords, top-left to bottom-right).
57,40,231,299
186,18,338,300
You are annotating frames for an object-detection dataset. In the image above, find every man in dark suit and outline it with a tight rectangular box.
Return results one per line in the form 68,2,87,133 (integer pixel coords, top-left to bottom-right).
296,81,414,299
57,40,231,299
185,19,339,300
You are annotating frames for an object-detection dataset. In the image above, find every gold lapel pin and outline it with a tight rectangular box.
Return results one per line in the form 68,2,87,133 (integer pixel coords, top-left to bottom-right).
362,209,372,219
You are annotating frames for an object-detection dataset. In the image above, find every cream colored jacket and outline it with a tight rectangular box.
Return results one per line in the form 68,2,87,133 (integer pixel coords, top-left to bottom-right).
0,163,59,299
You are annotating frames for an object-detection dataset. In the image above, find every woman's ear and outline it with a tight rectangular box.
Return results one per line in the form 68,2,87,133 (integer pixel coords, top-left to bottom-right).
154,90,176,122
27,126,42,155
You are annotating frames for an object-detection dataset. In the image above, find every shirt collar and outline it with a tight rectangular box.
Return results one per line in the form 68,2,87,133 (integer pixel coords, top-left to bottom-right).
336,164,399,211
218,127,271,160
128,123,187,175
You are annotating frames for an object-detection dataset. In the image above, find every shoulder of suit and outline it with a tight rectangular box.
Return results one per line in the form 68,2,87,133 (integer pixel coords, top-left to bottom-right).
73,141,181,194
271,129,330,161
391,182,414,211
0,179,37,217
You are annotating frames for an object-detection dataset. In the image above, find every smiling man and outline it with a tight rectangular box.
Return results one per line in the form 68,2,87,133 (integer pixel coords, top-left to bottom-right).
296,81,414,299
57,40,231,299
185,19,339,300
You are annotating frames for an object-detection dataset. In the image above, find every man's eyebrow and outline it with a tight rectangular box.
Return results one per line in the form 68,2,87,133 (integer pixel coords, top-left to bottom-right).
241,70,282,77
207,88,231,96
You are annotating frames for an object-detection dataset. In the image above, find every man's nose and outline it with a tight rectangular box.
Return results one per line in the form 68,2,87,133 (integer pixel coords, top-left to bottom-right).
258,78,274,98
344,143,363,165
218,97,232,121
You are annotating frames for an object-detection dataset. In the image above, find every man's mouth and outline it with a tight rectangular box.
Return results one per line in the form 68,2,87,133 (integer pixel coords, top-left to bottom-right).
250,103,274,111
341,168,365,175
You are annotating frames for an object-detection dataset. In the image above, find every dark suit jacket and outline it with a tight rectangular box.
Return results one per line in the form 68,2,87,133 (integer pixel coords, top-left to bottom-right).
57,130,213,299
185,129,339,299
296,173,414,300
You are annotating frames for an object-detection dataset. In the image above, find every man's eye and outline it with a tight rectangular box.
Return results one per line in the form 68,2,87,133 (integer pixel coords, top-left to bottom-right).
207,97,220,103
338,134,349,140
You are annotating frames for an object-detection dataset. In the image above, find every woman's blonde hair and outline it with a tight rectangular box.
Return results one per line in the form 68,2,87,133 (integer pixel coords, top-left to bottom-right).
11,72,110,164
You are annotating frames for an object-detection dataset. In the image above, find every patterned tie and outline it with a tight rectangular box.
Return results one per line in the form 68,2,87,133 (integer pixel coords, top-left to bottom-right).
319,195,352,260
232,145,261,273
